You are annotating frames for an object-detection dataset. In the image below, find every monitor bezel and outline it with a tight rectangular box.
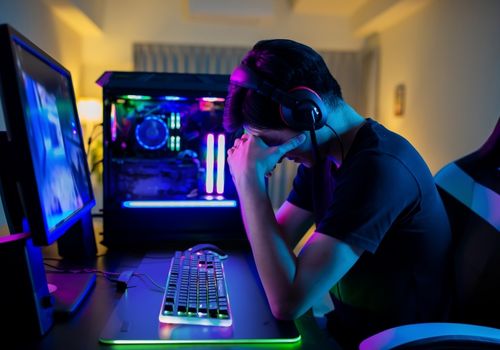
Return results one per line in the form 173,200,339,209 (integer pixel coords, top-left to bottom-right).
0,24,95,246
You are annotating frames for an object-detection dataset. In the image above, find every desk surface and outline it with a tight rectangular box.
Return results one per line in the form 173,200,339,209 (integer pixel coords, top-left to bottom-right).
7,220,341,350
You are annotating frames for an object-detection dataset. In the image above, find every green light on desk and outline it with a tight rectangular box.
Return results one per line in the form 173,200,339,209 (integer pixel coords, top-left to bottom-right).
100,334,302,346
121,95,152,100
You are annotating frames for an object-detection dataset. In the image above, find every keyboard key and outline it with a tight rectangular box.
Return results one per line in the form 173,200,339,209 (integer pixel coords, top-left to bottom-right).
217,279,227,297
159,250,232,327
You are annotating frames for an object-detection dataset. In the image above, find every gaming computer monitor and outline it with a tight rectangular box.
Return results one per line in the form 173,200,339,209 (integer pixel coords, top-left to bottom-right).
0,23,95,247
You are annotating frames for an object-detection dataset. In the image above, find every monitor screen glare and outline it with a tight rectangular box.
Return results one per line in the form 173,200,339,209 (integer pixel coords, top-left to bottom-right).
13,40,93,233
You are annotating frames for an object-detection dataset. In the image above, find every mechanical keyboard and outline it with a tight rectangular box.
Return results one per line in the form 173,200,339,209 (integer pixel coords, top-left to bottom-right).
159,250,232,327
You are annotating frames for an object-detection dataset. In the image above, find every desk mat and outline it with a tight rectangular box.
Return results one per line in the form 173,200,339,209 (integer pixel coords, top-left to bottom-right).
99,251,301,345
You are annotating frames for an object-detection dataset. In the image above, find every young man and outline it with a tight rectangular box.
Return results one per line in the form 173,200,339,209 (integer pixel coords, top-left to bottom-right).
224,39,452,349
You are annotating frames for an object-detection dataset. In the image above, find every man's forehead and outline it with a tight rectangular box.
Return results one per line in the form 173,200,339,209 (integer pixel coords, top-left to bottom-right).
243,125,299,146
244,125,280,137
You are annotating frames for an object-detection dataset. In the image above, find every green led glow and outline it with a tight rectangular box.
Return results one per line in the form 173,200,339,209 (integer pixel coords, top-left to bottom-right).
169,112,175,129
100,334,301,346
121,95,152,100
176,113,181,129
175,136,180,151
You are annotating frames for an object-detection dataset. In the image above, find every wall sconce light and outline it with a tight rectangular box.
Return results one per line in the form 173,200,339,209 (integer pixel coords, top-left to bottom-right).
394,84,405,116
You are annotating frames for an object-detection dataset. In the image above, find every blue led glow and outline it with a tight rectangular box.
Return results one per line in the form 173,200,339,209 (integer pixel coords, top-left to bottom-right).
122,200,237,208
162,96,187,101
135,116,169,150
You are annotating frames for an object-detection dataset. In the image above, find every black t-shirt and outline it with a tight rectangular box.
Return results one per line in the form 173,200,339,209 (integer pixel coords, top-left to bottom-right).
287,119,452,348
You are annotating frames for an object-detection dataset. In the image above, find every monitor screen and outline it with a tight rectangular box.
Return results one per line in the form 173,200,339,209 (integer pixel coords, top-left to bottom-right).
0,24,95,245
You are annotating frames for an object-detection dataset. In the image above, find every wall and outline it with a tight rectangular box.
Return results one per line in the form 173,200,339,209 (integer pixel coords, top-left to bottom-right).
377,0,500,173
0,0,83,230
80,0,362,97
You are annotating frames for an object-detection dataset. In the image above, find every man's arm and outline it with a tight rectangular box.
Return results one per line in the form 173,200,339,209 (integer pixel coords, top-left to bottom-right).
276,201,314,250
228,134,363,319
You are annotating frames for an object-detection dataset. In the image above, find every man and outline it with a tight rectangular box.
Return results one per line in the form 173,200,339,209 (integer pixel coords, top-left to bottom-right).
224,39,452,349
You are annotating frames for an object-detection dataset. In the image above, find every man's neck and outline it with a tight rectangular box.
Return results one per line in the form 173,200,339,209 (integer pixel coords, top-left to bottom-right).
324,103,366,166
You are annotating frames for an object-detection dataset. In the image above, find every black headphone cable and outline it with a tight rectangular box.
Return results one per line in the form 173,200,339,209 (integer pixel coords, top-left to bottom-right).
308,109,321,164
310,126,320,165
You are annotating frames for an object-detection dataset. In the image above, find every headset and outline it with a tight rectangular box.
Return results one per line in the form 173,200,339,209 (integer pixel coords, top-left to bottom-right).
229,64,327,132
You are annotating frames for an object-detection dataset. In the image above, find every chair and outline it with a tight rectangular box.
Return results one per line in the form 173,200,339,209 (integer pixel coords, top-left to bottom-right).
359,323,500,349
359,118,500,350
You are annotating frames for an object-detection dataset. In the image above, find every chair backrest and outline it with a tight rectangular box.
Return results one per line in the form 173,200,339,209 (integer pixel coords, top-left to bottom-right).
434,118,500,327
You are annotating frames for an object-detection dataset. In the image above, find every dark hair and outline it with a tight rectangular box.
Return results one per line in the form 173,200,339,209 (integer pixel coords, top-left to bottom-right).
223,39,343,133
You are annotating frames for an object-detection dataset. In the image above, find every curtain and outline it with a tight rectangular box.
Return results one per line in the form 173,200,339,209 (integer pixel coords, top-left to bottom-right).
133,43,366,209
359,34,381,119
134,43,249,74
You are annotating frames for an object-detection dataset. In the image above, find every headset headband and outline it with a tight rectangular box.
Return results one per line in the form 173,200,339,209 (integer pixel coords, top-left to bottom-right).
229,65,298,109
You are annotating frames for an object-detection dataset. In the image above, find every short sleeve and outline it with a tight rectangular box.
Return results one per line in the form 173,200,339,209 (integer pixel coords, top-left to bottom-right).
316,151,420,253
287,164,314,212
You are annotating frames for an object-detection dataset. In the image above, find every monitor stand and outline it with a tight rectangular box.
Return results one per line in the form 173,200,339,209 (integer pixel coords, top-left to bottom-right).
0,132,97,318
46,272,96,316
45,213,98,316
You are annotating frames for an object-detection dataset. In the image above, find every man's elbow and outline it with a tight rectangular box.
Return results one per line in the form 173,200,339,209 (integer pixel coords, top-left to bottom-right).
270,300,303,320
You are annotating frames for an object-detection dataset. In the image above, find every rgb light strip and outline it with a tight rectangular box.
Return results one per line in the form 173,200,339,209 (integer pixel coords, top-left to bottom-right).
216,134,225,194
205,133,226,195
206,134,215,194
122,200,237,208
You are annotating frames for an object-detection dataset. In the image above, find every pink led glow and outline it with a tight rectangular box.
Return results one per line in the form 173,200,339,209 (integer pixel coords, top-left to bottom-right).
111,103,117,142
200,97,225,102
205,134,215,194
216,134,225,194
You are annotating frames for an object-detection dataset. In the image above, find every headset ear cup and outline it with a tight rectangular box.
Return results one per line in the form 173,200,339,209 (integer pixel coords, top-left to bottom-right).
279,87,327,131
279,104,294,129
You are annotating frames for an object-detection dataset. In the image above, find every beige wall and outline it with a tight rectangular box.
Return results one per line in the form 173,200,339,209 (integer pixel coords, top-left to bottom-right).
80,0,362,98
0,0,83,96
377,0,500,173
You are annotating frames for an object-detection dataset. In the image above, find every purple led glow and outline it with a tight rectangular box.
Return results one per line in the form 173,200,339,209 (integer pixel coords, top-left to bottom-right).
111,103,117,142
206,134,215,194
216,134,225,194
199,97,225,102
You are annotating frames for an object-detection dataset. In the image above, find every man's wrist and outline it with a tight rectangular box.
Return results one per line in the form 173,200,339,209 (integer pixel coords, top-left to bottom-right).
234,173,266,195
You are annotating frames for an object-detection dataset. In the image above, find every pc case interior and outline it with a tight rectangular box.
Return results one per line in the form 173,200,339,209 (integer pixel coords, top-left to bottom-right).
97,72,244,246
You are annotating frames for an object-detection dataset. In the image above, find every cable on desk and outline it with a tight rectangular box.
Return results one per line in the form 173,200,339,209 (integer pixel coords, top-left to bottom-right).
43,262,120,283
43,262,165,292
133,273,165,292
43,253,107,261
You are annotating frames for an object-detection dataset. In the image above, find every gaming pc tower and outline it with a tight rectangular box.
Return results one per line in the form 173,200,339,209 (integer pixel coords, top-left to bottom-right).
97,72,244,247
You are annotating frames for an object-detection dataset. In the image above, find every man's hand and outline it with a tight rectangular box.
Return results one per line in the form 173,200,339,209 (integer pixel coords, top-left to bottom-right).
227,133,306,190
